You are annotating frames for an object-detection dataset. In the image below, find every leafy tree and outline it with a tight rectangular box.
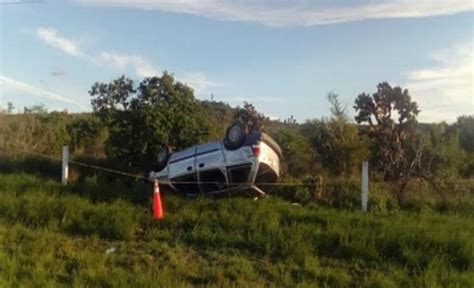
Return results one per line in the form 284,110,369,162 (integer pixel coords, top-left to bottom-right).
354,82,422,193
90,72,210,169
90,75,135,122
234,102,268,132
303,93,368,177
275,128,318,177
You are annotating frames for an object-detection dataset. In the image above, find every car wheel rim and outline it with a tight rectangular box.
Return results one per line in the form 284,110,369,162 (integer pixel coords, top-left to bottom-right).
157,150,167,162
229,126,242,142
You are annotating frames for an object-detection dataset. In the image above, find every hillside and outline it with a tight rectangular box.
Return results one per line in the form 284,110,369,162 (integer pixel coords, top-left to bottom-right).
0,173,472,287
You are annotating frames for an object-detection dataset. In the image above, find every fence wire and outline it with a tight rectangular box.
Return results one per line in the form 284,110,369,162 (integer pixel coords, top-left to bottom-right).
8,149,474,187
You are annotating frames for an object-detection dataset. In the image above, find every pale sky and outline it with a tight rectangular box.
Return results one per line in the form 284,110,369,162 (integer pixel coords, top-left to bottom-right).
0,0,473,122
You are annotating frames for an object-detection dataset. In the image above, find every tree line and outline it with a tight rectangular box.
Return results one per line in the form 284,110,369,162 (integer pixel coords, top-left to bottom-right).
1,72,472,196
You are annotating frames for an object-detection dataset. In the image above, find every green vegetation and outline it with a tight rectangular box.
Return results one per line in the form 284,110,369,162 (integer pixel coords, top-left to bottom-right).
1,77,472,187
354,83,423,193
89,73,211,170
1,75,473,286
301,92,369,178
0,173,472,287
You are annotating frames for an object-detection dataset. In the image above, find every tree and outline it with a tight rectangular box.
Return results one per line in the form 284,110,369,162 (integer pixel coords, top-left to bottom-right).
327,91,347,121
303,93,368,177
90,72,210,169
7,102,14,114
456,115,474,153
200,100,236,139
283,115,297,126
354,82,422,193
234,102,268,132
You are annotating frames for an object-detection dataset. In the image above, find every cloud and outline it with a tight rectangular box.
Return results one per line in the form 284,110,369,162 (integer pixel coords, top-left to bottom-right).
36,27,84,57
34,27,219,98
179,72,222,95
405,42,473,123
0,74,86,109
99,53,221,94
99,52,159,77
34,27,158,77
76,0,474,27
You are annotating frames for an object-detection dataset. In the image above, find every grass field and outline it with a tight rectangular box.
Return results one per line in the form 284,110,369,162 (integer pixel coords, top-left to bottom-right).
0,173,473,287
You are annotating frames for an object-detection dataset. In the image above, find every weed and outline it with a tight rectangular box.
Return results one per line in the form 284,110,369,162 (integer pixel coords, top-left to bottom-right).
0,173,473,286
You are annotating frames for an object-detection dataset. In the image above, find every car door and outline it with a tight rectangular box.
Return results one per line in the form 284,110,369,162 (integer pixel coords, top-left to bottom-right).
195,141,228,193
168,146,200,195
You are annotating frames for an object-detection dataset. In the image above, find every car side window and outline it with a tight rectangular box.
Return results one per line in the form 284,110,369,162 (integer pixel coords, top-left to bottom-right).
172,174,200,195
199,169,227,193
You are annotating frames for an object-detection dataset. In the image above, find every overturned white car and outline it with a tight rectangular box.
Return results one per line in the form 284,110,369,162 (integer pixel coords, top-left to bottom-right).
149,121,282,196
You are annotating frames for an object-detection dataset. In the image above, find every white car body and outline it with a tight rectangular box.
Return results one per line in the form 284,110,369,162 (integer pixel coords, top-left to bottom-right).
149,132,281,196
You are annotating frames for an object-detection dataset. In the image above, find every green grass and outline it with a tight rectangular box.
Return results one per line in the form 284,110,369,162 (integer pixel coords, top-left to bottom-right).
0,173,473,287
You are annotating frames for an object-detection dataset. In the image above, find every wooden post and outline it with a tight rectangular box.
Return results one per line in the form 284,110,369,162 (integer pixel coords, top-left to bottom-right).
361,161,368,212
62,145,69,185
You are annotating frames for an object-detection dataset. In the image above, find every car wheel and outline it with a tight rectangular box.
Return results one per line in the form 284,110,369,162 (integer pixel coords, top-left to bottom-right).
153,145,172,172
224,121,247,150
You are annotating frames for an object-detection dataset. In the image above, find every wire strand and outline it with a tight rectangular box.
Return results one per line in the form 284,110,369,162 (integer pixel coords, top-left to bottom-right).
11,149,474,187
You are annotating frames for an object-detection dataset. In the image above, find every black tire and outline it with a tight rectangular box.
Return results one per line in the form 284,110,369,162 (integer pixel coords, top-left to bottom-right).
152,145,172,172
224,121,247,150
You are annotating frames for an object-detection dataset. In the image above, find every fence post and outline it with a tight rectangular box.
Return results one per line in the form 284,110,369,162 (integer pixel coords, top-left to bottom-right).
62,145,69,185
361,161,368,212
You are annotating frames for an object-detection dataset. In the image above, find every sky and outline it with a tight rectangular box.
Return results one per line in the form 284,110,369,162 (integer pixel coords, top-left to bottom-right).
0,0,472,123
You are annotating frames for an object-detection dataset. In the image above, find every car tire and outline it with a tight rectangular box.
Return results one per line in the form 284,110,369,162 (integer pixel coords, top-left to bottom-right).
153,145,172,172
224,121,247,150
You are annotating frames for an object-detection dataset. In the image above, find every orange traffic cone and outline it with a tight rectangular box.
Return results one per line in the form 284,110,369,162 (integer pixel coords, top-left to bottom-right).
152,179,164,220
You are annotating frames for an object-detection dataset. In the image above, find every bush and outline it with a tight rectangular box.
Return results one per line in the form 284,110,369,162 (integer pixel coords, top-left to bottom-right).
0,112,72,157
274,128,319,177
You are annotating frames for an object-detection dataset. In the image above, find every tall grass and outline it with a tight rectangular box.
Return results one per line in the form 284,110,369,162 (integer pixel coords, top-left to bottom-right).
0,174,141,240
0,173,473,287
